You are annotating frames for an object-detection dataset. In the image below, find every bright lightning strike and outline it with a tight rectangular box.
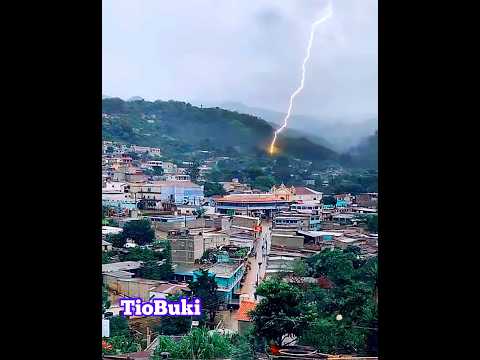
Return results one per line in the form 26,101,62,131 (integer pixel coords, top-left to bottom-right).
269,2,333,155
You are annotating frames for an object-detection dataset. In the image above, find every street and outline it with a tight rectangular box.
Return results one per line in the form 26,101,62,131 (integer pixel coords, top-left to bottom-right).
239,219,271,299
220,219,271,330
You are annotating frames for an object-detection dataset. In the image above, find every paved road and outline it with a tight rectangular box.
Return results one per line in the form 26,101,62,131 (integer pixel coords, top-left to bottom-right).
221,220,272,331
239,220,271,299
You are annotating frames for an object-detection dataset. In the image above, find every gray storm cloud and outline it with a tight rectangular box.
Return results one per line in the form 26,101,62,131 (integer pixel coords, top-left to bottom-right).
102,0,377,122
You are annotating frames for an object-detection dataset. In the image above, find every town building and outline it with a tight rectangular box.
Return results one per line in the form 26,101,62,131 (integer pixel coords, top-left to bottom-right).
292,187,323,202
290,201,322,214
273,211,321,231
172,260,246,305
219,178,252,194
355,192,378,208
270,232,305,250
235,296,257,336
102,226,123,238
214,194,290,217
131,145,161,156
195,260,245,304
148,282,189,300
168,230,205,265
129,181,204,206
102,240,113,252
334,193,353,206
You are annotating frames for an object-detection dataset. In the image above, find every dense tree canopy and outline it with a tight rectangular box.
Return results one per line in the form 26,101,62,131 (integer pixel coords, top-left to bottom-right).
188,269,220,329
250,279,317,346
122,219,155,246
204,182,226,197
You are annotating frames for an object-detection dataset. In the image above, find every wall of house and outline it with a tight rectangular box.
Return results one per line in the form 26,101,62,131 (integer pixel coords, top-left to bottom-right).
153,218,206,232
271,234,304,249
103,275,161,301
231,216,260,229
203,233,230,250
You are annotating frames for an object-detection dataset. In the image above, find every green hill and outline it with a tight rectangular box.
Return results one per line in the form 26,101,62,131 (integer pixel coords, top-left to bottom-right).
348,130,378,169
102,98,339,162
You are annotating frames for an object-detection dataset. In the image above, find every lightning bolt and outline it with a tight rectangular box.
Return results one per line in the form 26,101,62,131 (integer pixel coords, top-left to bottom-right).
269,1,333,154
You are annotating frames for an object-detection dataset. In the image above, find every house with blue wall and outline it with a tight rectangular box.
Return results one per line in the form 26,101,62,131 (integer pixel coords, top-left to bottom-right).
193,261,245,304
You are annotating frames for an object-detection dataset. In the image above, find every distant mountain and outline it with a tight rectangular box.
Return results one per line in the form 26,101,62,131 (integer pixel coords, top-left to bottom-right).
348,130,378,169
217,101,377,152
102,94,112,99
127,96,145,102
102,98,339,163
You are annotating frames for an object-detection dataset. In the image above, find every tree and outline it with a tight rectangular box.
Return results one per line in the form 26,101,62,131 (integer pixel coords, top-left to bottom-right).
322,195,336,206
245,166,264,181
250,279,317,346
102,251,115,264
138,260,166,280
152,328,233,360
299,250,378,356
187,160,201,182
152,166,164,176
312,249,355,286
108,233,126,248
159,240,174,280
154,293,192,335
366,214,378,233
299,317,367,355
252,175,275,191
273,156,291,184
102,335,140,355
123,219,155,246
188,269,220,329
109,315,130,337
194,206,206,218
204,182,226,197
102,284,111,314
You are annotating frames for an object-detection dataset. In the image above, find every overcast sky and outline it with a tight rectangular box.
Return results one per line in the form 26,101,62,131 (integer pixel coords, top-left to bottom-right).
103,0,377,121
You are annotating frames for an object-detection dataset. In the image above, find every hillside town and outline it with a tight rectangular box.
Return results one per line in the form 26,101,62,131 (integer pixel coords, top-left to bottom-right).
102,140,378,359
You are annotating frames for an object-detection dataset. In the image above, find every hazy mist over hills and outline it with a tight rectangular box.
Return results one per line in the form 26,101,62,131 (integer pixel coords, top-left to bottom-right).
206,101,377,152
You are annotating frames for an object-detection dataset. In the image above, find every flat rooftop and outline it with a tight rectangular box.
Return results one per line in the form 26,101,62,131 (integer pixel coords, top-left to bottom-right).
298,230,344,237
207,262,243,278
102,261,143,273
216,194,290,203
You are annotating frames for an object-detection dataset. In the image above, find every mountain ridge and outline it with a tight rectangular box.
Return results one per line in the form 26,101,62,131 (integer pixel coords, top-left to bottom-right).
102,98,340,164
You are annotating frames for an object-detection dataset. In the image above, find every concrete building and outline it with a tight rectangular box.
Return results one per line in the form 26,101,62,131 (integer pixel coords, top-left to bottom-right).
335,193,353,206
149,282,189,300
195,261,245,304
355,193,378,208
273,211,321,231
297,230,344,245
102,182,132,201
293,187,323,202
102,240,113,252
129,181,204,206
150,215,205,232
215,194,290,217
132,145,161,156
168,230,204,265
102,261,143,276
219,178,252,194
231,215,260,230
290,201,322,214
102,226,123,240
270,233,305,250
